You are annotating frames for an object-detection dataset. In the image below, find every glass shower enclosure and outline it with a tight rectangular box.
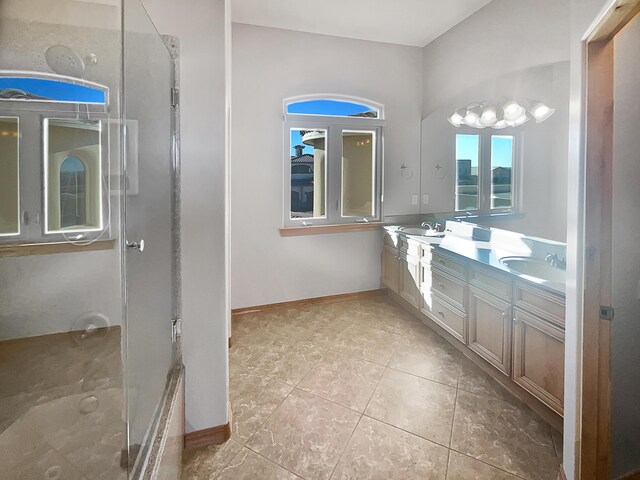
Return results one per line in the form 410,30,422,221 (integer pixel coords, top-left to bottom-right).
0,0,180,478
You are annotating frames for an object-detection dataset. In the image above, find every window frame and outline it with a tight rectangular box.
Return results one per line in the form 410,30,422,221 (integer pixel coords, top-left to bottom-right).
454,128,522,215
283,117,383,227
0,116,20,237
283,97,384,228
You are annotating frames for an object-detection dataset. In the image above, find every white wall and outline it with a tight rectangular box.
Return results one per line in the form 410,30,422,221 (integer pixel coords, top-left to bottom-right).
419,0,570,243
611,14,640,478
231,23,423,309
141,0,230,432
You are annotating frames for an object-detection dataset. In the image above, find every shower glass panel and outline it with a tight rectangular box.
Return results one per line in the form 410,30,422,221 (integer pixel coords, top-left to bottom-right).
0,0,179,478
123,0,176,472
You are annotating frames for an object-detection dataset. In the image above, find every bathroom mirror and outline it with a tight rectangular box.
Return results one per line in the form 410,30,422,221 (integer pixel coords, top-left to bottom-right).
44,118,103,233
0,117,19,236
420,61,570,243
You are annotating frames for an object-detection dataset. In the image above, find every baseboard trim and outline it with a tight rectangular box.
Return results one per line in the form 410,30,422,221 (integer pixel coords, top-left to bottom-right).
184,422,231,449
619,470,640,480
231,289,387,317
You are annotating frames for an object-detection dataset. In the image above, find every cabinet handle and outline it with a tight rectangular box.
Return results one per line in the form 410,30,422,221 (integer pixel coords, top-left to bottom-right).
438,259,446,264
502,311,509,320
437,311,445,318
438,282,445,289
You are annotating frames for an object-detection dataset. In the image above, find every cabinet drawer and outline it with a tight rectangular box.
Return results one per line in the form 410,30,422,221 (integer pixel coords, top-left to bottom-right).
430,294,467,343
432,251,467,279
398,237,421,258
431,269,466,311
514,282,565,327
469,264,512,301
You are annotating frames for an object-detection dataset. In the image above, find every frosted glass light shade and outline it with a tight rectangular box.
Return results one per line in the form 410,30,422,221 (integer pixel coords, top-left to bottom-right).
530,101,555,123
503,100,525,122
479,106,497,126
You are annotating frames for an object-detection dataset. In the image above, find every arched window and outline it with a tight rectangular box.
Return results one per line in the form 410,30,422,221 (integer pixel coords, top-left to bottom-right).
59,156,87,228
283,95,384,227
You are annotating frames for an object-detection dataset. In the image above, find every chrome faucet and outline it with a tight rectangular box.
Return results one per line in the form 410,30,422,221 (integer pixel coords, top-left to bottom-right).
421,221,434,230
545,254,566,269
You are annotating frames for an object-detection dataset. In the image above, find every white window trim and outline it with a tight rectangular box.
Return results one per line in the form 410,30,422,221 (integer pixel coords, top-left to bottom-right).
454,128,523,215
283,112,384,228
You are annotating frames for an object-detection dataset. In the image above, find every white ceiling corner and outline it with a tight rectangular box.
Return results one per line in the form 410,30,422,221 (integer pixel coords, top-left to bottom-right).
231,0,493,47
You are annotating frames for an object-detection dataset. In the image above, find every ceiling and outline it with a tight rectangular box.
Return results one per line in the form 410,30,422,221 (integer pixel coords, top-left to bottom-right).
231,0,493,48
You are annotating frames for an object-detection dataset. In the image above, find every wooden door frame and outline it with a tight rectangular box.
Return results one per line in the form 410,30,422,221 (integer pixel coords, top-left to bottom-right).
580,1,640,478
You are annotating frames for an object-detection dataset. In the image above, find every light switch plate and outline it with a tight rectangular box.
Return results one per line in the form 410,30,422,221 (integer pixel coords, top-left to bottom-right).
423,194,429,205
411,195,418,205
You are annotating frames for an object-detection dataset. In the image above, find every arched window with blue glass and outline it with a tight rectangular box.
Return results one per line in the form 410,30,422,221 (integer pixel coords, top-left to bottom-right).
283,95,384,228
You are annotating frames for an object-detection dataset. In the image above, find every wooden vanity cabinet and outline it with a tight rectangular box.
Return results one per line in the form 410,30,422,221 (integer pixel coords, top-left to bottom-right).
398,252,420,308
381,244,400,292
512,281,566,415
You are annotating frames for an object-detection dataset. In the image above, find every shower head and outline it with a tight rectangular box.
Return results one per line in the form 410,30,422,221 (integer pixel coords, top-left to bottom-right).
45,45,85,78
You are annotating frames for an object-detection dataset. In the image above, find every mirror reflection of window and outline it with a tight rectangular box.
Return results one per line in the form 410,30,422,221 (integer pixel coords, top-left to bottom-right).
59,156,87,228
45,119,102,233
0,117,19,236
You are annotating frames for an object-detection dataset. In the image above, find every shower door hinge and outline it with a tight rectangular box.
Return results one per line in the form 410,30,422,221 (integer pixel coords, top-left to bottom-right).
171,317,182,343
170,87,179,108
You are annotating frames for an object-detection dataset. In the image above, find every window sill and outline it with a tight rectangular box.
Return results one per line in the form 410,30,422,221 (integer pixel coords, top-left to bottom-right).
279,222,383,237
0,239,115,258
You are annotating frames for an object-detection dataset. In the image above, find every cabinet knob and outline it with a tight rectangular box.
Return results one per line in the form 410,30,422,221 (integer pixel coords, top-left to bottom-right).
437,311,445,318
438,282,445,289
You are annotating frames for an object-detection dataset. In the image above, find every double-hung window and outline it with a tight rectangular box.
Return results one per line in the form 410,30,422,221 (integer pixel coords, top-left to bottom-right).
283,96,384,227
455,131,520,214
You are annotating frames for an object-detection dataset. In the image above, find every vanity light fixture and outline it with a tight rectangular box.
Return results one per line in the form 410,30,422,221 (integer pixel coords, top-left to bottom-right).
448,98,554,129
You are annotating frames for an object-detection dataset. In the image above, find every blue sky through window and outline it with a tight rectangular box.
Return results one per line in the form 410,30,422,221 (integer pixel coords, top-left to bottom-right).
0,77,105,103
287,99,375,117
290,129,314,157
456,134,512,168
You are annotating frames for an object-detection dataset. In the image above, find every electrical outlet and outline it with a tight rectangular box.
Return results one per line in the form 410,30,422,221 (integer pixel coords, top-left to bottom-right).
423,194,429,205
411,195,418,205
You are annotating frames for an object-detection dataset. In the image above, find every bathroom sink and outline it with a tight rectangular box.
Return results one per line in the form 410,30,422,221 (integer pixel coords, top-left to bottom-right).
397,226,444,237
499,256,566,284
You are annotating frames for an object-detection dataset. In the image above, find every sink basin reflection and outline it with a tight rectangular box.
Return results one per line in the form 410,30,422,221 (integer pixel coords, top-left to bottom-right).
499,256,566,284
398,226,444,237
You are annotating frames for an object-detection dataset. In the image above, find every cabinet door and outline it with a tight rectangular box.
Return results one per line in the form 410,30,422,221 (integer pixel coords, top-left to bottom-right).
468,286,512,375
382,245,399,293
512,308,565,415
398,254,420,308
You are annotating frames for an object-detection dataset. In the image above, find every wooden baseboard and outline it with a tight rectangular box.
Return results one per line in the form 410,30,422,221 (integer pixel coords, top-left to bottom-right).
231,289,387,317
184,422,231,449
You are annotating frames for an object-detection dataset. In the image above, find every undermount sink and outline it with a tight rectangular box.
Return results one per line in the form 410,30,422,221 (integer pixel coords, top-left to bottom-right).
499,256,566,284
397,226,444,237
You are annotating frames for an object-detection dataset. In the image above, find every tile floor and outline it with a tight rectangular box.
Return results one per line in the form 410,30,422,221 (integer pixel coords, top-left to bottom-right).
182,295,563,480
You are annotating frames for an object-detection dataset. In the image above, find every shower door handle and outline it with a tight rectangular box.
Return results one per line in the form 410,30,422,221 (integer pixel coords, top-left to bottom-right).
126,239,145,252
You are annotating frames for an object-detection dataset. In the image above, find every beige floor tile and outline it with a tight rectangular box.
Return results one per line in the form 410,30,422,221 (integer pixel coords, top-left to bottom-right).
446,451,522,479
218,448,300,479
388,330,461,387
181,439,242,480
365,369,456,446
330,323,402,365
246,389,360,480
229,367,293,443
251,340,326,386
451,390,558,480
298,351,384,412
457,356,511,401
331,416,448,480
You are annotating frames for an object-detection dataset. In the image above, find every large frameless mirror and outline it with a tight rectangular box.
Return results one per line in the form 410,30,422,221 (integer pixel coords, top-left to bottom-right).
0,117,19,236
44,118,103,234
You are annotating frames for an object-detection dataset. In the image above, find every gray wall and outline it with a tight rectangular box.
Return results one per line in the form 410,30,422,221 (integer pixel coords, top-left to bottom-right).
231,23,423,309
142,0,230,433
611,13,640,478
